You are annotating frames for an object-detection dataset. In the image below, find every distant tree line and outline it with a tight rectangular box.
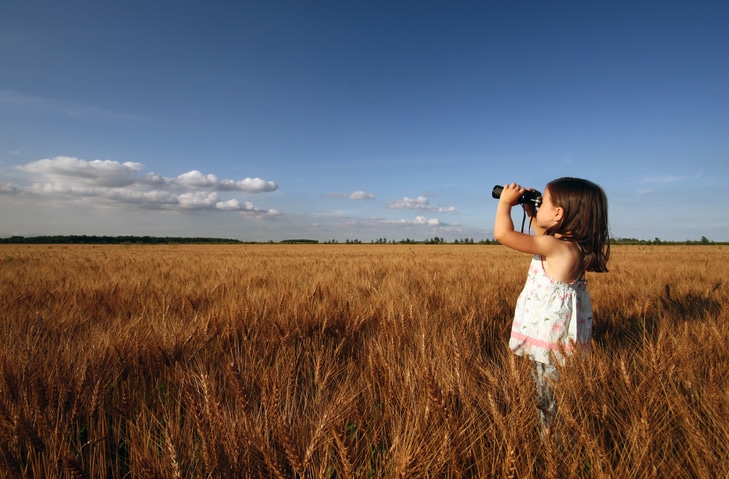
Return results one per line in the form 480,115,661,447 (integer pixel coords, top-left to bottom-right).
280,239,320,244
0,235,244,245
611,236,722,245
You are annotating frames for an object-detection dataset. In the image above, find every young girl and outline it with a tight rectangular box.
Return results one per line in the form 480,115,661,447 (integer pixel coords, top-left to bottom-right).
493,177,610,433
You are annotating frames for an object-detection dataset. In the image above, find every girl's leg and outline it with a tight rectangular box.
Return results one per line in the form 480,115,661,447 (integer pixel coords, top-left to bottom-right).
532,361,559,433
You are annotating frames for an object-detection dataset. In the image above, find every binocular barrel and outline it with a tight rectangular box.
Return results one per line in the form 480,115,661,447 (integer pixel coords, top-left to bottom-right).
491,185,543,207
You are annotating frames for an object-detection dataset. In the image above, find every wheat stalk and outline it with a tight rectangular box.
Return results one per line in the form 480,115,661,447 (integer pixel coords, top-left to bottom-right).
162,426,182,479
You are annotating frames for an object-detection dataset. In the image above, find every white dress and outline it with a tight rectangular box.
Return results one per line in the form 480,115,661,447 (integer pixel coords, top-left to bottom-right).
509,255,592,365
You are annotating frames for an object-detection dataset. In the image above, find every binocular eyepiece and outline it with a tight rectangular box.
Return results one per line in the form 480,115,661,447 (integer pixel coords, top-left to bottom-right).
492,185,542,208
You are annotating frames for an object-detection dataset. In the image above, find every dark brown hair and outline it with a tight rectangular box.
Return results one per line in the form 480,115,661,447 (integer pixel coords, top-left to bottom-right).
544,177,610,272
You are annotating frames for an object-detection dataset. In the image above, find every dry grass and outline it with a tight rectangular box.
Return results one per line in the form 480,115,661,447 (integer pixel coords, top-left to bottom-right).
0,244,727,478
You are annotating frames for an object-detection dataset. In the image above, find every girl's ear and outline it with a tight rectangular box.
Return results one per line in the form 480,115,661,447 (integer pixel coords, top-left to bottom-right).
554,206,564,222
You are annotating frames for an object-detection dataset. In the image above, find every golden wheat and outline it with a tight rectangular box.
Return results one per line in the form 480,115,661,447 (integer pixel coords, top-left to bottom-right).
0,244,727,477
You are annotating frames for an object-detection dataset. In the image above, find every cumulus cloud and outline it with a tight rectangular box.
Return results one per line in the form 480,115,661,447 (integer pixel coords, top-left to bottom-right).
387,195,458,213
414,216,441,225
175,170,219,188
215,199,275,213
218,177,278,193
349,190,375,200
435,206,457,213
178,191,220,209
11,156,279,214
387,196,430,209
18,156,144,187
385,216,443,226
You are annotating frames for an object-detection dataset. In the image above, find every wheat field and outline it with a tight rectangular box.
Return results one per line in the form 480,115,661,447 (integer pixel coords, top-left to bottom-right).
0,244,727,478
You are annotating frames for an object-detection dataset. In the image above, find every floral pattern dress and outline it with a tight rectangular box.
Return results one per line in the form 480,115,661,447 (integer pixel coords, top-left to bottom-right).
509,255,592,366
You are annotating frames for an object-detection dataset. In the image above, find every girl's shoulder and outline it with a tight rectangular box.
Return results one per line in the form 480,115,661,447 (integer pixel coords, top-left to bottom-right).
541,237,584,283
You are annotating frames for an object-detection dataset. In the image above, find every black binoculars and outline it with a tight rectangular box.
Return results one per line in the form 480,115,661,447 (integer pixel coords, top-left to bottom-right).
491,185,542,208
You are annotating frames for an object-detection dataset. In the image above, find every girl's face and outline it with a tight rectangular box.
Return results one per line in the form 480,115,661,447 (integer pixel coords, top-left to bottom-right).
536,188,563,230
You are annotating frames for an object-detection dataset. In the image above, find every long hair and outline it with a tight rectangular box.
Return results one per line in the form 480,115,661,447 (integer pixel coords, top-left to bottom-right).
544,177,610,272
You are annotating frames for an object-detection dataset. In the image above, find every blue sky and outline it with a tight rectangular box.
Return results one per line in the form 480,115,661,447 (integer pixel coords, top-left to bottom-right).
1,1,727,242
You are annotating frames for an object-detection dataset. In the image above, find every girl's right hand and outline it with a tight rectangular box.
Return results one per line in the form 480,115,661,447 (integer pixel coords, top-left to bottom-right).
499,183,525,206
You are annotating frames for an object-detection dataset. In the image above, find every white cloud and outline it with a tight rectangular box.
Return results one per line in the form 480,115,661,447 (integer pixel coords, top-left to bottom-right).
435,206,457,213
11,156,278,214
387,195,430,209
349,190,375,200
414,216,441,225
389,216,442,226
386,195,458,213
27,182,78,195
18,156,144,187
218,177,278,193
215,199,276,214
215,198,243,211
177,191,220,209
176,170,219,188
109,188,177,206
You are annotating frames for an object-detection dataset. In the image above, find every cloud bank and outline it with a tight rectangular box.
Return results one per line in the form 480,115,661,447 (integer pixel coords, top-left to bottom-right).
8,156,279,214
395,215,442,226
